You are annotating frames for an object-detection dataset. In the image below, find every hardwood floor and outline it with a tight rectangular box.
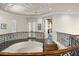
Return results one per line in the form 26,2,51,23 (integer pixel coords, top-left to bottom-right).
44,41,58,52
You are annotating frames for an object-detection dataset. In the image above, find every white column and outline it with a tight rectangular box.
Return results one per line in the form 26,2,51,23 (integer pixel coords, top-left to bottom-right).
12,20,16,32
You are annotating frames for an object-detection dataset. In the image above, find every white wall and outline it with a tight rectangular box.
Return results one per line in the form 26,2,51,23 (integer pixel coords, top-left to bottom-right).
15,16,27,32
0,10,27,34
0,10,44,35
0,10,13,34
51,14,79,41
53,14,79,35
2,9,79,36
26,17,44,32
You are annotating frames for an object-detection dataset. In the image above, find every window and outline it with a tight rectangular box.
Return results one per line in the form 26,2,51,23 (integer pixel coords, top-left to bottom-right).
0,23,7,29
38,24,41,31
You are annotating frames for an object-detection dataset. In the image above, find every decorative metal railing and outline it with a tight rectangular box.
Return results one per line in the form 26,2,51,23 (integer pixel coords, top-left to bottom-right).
57,32,79,56
0,32,44,51
0,32,79,56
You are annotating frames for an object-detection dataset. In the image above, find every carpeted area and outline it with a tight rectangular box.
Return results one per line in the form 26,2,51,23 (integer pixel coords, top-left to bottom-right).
2,40,43,53
0,38,43,51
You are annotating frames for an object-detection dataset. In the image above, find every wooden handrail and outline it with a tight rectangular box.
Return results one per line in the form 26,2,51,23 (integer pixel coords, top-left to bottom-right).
0,44,79,56
43,44,79,55
0,31,44,36
57,32,79,36
0,52,43,56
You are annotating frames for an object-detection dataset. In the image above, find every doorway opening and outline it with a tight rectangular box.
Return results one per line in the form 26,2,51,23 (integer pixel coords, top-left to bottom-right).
44,19,53,44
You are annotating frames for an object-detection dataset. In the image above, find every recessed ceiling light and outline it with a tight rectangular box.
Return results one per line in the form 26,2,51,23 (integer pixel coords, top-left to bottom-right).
49,8,52,11
67,9,71,12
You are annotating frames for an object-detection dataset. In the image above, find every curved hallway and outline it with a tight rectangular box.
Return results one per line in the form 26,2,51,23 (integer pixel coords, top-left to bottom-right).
0,3,79,56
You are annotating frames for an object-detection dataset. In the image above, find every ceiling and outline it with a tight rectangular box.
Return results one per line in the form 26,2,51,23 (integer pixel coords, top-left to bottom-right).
0,3,79,15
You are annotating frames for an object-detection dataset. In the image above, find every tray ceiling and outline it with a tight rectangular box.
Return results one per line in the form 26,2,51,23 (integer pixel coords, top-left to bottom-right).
0,3,79,15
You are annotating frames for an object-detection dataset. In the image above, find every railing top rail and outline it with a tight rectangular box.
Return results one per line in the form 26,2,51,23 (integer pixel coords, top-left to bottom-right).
57,32,79,36
0,31,44,36
44,44,79,55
